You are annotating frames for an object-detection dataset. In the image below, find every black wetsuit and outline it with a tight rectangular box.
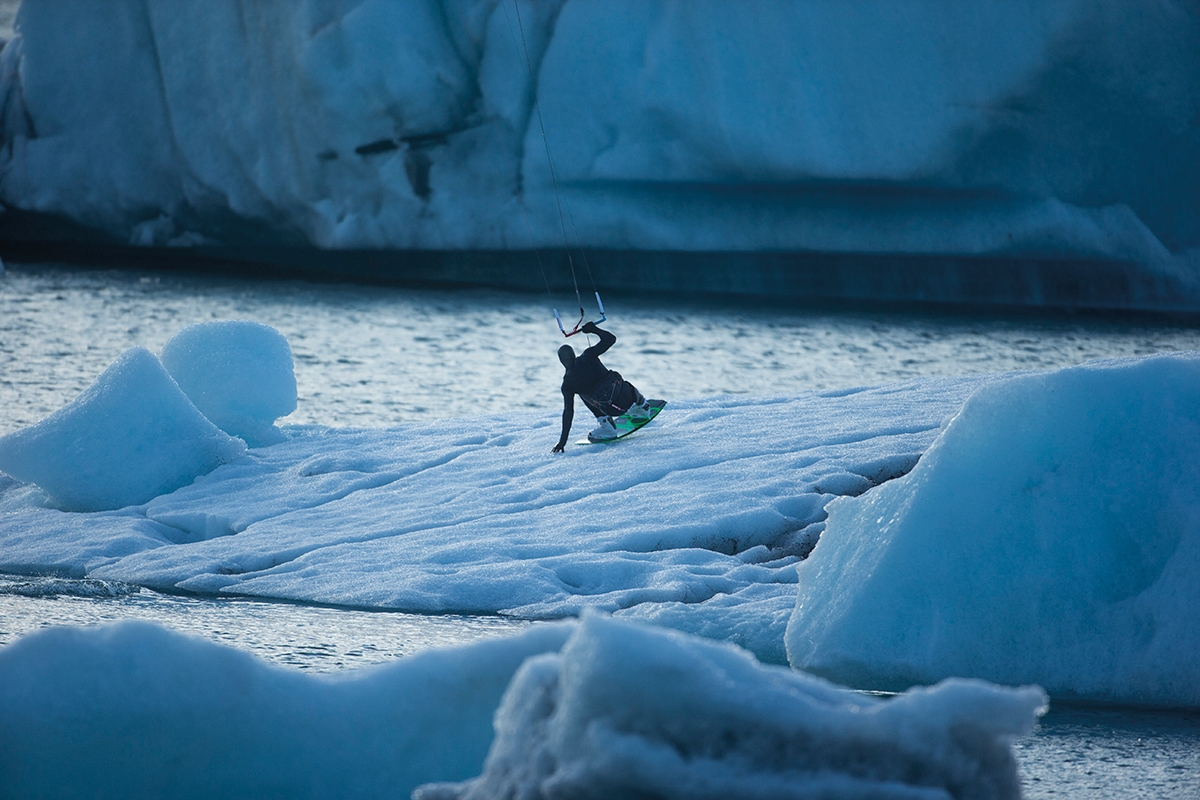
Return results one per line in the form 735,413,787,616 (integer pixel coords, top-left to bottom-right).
557,327,640,446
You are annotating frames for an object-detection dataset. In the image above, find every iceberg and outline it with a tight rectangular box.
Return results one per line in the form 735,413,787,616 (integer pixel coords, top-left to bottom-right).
786,353,1200,709
160,320,297,447
0,346,246,512
1,1,1198,307
417,613,1045,800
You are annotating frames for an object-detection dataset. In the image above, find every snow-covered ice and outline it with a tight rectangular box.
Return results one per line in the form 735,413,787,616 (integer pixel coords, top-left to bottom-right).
0,618,572,800
161,320,297,447
417,613,1045,800
1,0,1197,290
0,347,245,512
786,353,1200,709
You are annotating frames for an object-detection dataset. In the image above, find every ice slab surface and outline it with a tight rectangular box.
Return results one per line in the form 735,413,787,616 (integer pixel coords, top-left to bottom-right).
0,373,988,663
787,353,1200,708
0,347,245,512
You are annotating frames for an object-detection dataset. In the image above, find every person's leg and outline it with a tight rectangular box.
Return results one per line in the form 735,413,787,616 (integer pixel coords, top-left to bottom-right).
579,394,618,440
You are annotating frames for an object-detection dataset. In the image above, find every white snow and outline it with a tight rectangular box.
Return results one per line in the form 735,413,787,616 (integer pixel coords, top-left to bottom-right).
1,0,1197,285
0,347,245,512
786,353,1200,709
0,618,572,800
161,320,297,447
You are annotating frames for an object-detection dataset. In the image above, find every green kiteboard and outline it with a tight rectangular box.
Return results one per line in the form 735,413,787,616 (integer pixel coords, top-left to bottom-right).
577,400,667,445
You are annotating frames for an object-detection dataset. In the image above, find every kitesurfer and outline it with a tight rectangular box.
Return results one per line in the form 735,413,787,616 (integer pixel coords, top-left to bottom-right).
552,322,659,451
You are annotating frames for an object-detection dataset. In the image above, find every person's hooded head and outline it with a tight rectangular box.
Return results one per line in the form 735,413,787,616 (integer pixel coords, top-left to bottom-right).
558,344,576,369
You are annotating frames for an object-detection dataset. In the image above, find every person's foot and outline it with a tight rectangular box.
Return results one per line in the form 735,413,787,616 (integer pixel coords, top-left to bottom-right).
626,399,654,420
589,416,619,441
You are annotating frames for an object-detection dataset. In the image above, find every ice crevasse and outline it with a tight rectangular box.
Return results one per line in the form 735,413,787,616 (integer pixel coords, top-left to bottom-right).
0,0,1198,284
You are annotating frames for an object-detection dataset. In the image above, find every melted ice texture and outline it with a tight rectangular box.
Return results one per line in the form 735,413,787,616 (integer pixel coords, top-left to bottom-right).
1,0,1199,285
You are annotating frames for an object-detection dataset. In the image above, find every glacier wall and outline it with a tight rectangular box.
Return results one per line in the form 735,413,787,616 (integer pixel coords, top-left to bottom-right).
0,0,1198,298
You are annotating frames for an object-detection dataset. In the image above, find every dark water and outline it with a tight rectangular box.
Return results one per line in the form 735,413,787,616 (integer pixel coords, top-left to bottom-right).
1017,705,1200,799
0,575,528,671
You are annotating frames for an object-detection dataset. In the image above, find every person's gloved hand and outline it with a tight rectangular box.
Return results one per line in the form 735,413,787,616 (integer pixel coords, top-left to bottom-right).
581,321,599,334
552,443,565,453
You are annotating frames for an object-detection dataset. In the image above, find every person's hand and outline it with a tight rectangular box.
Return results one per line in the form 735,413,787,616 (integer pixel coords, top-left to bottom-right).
581,321,599,334
552,443,565,453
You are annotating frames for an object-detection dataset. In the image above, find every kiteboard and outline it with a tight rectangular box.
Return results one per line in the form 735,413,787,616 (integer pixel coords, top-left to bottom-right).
578,401,667,445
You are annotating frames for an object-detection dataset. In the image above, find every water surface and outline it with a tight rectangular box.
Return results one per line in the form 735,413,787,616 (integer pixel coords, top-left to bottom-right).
4,264,1199,435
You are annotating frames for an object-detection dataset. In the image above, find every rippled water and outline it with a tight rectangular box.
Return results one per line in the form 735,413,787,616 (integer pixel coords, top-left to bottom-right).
0,575,529,671
3,263,1200,798
3,263,1200,435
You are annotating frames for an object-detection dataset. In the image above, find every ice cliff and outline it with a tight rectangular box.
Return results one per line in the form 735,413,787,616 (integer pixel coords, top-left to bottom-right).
0,0,1198,301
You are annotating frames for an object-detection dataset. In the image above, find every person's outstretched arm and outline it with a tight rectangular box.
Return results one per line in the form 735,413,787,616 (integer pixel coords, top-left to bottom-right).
581,322,615,357
553,390,574,452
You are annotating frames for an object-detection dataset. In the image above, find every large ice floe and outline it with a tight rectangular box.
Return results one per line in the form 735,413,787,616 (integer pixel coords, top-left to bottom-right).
1,0,1198,296
0,320,988,662
787,353,1200,709
0,613,1044,800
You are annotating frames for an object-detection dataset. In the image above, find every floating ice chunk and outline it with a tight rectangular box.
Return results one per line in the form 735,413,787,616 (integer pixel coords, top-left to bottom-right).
787,353,1200,708
160,321,297,447
0,619,573,800
417,613,1045,800
0,347,245,512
